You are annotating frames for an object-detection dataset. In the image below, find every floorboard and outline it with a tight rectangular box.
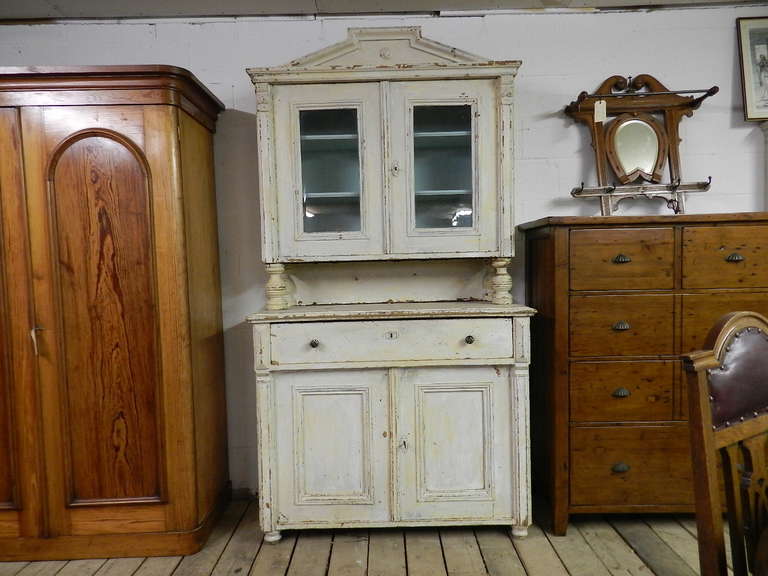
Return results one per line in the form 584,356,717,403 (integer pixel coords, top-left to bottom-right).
368,530,406,576
132,557,182,576
327,531,368,576
0,504,724,576
611,518,696,576
248,534,296,576
404,529,447,576
286,531,333,576
475,528,526,576
440,528,486,576
577,518,649,576
211,501,263,576
545,523,612,576
512,524,568,576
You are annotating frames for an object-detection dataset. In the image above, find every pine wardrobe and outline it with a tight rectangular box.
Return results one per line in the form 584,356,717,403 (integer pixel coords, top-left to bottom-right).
0,66,227,560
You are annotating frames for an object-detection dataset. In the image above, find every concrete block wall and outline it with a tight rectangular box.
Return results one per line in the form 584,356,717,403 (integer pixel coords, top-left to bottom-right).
1,5,765,492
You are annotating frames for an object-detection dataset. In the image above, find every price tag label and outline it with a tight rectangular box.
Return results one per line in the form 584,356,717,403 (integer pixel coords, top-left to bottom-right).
594,99,607,123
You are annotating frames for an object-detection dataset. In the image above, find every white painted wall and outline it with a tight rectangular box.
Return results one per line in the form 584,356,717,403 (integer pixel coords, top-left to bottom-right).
1,6,765,492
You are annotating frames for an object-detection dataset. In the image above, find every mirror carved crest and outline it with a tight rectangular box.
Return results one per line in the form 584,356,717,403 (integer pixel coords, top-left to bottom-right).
565,74,718,215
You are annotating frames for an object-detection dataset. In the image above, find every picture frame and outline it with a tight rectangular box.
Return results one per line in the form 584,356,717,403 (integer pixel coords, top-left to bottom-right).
738,16,768,121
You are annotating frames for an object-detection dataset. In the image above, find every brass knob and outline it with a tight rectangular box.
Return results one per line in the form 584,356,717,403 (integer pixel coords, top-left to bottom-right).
612,462,630,474
612,254,632,264
309,339,320,348
612,387,631,398
465,335,475,344
725,252,745,263
612,320,631,332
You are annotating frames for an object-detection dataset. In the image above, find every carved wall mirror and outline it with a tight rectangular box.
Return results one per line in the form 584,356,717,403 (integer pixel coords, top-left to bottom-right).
565,75,718,215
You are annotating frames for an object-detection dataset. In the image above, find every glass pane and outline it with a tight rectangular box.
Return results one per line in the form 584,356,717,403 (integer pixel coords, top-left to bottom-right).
413,105,473,229
300,109,361,233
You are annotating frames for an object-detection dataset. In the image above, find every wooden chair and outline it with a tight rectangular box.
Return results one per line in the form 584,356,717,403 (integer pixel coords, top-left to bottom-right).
685,311,768,576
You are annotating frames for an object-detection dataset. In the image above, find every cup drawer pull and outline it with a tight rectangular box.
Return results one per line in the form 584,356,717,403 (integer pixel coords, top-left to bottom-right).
611,387,631,398
612,320,631,332
612,253,632,264
612,462,631,474
725,252,745,263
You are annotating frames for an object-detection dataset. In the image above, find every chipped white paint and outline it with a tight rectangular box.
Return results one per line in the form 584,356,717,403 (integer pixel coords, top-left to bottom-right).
248,26,519,263
265,263,295,310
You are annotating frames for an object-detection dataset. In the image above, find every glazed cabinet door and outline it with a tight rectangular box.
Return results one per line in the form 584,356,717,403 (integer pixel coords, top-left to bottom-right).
395,366,513,522
273,83,384,260
388,80,499,256
274,369,391,526
22,105,194,536
0,108,41,539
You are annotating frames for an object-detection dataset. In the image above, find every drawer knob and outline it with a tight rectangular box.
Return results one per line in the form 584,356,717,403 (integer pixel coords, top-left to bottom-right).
611,462,631,474
612,320,631,332
309,339,320,348
612,387,631,399
612,253,632,264
465,335,475,344
725,252,745,263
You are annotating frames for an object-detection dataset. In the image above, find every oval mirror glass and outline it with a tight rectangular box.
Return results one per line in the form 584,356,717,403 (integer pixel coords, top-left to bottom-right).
614,119,659,177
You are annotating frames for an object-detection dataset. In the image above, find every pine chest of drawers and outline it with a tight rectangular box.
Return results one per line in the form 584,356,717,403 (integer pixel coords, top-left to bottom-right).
520,213,768,535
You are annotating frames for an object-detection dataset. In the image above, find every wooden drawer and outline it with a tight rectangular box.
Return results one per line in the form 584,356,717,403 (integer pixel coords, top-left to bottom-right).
570,228,674,291
570,425,693,506
270,318,514,366
681,292,768,353
570,294,674,357
570,361,674,423
683,225,768,288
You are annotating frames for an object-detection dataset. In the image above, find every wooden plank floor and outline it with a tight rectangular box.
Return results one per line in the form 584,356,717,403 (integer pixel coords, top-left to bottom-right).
0,500,708,576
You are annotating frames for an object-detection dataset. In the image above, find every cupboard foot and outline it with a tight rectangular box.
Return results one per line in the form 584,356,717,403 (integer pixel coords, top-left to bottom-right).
510,525,528,539
264,531,282,543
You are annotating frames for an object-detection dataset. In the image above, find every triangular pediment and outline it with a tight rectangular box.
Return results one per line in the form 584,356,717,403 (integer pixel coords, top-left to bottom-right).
285,27,489,69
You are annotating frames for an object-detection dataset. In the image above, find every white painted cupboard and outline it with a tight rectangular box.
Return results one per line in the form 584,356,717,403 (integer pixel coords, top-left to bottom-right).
247,27,533,542
249,305,533,540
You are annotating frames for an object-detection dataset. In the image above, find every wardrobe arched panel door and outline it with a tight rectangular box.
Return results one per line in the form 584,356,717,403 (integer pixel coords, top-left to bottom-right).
22,105,196,538
49,133,162,504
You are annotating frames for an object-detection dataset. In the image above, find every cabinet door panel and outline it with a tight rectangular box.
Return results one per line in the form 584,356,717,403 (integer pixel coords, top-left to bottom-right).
396,366,512,521
389,80,498,256
23,106,184,536
0,108,40,538
273,83,384,259
274,370,390,526
51,134,161,503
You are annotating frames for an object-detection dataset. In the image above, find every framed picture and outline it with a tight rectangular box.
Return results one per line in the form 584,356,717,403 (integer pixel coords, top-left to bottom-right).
738,17,768,121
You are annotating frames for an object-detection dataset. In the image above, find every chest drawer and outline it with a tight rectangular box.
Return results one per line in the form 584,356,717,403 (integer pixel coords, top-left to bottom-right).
270,318,514,366
570,228,674,291
570,425,693,507
681,292,768,353
570,361,675,423
570,294,674,357
683,225,768,288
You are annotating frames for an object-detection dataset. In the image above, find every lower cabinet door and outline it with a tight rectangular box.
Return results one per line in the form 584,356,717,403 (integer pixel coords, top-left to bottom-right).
274,369,391,526
396,366,513,522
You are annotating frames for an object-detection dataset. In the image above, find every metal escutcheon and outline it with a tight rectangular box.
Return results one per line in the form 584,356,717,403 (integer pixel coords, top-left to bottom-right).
611,462,631,474
612,387,631,398
725,252,745,263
